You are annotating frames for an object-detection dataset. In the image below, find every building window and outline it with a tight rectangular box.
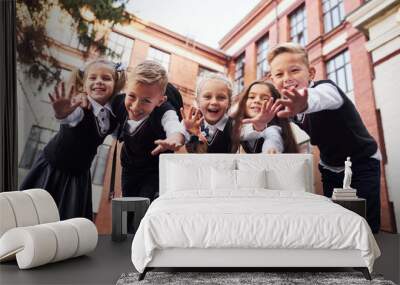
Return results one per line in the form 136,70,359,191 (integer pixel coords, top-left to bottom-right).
256,36,269,79
326,50,353,94
147,47,170,71
198,66,216,78
234,54,245,94
289,5,307,46
322,0,345,33
107,31,134,66
90,144,110,185
19,126,57,169
68,24,91,51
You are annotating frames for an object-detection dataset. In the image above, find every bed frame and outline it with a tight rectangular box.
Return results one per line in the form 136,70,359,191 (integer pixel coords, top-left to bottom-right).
140,248,370,280
138,154,371,280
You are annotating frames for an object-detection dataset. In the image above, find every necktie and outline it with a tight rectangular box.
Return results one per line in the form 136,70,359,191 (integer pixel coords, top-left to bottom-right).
201,125,210,138
98,108,108,134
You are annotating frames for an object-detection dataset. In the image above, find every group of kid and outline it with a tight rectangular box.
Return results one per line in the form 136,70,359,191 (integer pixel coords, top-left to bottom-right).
20,42,381,233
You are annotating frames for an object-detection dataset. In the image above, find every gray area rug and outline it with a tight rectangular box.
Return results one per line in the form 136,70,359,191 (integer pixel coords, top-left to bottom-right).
117,271,396,285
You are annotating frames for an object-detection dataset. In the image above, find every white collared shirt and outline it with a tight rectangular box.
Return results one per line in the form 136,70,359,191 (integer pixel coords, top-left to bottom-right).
304,81,344,114
126,116,149,134
181,114,229,143
203,114,229,138
295,81,343,123
59,96,114,135
296,81,381,171
126,110,184,138
242,125,283,153
261,125,284,153
240,123,264,141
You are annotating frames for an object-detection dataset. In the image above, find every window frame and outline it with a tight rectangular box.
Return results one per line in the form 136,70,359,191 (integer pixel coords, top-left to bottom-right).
234,53,245,94
289,5,307,46
198,65,216,77
147,46,171,71
256,36,269,79
325,49,354,97
322,0,345,33
107,31,134,65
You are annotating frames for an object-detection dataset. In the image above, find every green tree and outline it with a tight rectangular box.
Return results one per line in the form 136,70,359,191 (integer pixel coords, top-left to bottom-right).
16,0,133,90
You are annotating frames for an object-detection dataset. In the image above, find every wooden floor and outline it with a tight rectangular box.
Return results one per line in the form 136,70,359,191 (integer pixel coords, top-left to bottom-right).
0,233,399,285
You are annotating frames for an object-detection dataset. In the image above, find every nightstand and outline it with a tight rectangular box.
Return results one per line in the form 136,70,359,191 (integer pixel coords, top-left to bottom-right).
111,197,150,242
331,197,366,218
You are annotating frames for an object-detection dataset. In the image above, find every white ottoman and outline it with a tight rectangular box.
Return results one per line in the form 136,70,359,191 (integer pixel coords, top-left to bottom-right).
0,189,98,269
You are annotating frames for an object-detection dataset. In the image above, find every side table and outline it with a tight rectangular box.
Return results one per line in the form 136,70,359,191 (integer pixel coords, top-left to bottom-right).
331,197,366,218
112,197,150,242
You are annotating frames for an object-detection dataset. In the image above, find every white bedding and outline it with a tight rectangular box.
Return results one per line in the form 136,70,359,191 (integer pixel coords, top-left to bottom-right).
131,190,380,273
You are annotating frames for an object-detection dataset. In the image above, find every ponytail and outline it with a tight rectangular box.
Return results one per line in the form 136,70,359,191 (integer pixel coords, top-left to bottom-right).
113,65,126,94
65,68,85,98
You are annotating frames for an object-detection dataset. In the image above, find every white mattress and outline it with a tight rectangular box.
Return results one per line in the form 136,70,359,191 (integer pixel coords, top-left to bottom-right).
131,190,380,273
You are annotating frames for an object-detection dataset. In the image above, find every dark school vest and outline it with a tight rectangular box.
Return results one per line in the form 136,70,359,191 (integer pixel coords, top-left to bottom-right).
241,116,280,153
44,108,117,173
295,80,377,166
204,117,234,153
241,138,264,153
114,98,176,171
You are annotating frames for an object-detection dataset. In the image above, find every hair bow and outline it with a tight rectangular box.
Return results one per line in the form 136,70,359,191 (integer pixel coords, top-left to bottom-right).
114,62,125,72
78,66,85,78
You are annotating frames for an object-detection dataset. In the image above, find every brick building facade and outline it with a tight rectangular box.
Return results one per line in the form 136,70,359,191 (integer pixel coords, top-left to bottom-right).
218,0,396,232
112,17,228,107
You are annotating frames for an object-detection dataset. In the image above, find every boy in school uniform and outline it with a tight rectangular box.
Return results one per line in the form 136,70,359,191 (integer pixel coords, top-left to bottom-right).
112,60,184,202
267,42,381,233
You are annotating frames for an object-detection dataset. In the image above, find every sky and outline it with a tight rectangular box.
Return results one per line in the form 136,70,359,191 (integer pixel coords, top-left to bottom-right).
126,0,261,49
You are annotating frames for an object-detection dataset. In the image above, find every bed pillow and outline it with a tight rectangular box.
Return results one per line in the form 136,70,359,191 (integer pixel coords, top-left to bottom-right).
211,168,236,190
237,158,308,191
236,169,267,189
167,160,235,192
267,163,308,192
266,162,307,191
167,162,210,191
211,169,267,190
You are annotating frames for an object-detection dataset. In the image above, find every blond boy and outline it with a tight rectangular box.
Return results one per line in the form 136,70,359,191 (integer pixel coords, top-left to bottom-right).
113,60,184,202
268,42,381,233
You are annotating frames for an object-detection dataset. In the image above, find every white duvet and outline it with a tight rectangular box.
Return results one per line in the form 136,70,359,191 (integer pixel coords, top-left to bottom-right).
131,190,380,273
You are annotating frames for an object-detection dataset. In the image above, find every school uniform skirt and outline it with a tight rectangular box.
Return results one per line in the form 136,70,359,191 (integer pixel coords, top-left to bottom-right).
20,152,93,221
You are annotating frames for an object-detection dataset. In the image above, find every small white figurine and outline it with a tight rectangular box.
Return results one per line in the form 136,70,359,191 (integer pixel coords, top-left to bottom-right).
343,157,353,189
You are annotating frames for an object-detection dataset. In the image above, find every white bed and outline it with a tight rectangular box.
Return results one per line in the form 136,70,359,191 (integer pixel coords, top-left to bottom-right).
131,154,380,280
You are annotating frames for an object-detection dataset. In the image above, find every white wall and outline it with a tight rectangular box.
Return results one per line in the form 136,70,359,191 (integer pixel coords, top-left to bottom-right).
366,6,400,231
374,54,400,231
349,0,400,231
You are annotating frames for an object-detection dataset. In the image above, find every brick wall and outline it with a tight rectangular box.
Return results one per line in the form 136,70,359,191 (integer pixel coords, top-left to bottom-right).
220,0,395,232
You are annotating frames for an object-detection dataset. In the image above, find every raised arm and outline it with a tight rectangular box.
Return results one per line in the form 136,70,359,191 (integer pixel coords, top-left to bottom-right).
151,109,185,156
242,99,281,131
276,82,343,118
261,126,284,154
